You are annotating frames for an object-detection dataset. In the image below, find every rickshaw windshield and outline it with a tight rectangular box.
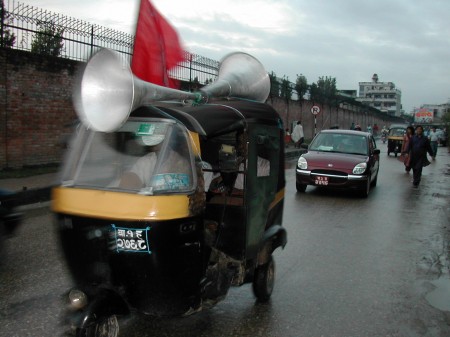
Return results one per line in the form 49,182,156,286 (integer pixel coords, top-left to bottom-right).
389,128,405,137
61,119,196,194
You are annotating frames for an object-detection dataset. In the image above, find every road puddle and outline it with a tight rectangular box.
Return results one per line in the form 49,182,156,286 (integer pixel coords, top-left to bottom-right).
425,276,450,311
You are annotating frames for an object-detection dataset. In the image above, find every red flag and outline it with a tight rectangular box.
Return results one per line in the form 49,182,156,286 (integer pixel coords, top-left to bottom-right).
131,0,185,88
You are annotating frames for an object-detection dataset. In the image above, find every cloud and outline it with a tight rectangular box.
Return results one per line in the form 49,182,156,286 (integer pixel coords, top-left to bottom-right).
31,0,450,112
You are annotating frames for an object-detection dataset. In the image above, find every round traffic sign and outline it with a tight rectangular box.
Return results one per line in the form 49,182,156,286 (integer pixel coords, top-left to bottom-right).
311,105,321,115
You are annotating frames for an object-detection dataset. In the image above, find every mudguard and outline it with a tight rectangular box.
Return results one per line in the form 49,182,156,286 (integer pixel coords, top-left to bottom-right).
261,225,287,252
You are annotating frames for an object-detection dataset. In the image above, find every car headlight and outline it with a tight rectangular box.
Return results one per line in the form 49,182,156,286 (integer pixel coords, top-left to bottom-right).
297,156,308,170
353,162,367,175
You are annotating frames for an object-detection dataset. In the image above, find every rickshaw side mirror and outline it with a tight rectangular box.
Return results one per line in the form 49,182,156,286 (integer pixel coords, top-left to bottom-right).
219,144,238,172
300,143,309,149
373,149,380,155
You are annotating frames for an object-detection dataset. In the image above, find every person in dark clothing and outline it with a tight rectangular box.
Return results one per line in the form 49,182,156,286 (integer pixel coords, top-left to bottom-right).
405,125,433,188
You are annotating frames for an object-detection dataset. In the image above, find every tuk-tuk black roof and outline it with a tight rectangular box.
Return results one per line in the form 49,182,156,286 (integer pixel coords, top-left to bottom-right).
133,100,281,138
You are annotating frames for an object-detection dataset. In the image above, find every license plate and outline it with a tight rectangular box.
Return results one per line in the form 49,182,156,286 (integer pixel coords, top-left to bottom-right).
111,224,152,254
314,176,329,186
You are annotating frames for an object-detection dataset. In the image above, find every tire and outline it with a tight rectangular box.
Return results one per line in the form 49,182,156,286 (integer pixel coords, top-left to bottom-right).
296,182,307,192
252,256,275,302
76,315,119,337
359,175,371,198
370,172,378,187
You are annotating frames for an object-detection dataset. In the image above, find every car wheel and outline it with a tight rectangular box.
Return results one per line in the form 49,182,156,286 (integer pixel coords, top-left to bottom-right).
252,256,275,302
296,182,307,192
371,172,378,187
359,174,371,198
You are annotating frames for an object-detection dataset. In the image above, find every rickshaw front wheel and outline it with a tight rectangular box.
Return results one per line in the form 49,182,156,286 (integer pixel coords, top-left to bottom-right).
76,315,119,337
252,255,275,302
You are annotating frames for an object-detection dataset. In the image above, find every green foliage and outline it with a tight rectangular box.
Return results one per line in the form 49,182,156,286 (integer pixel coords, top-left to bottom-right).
309,82,319,102
31,21,64,57
269,71,280,97
280,76,293,101
310,76,337,105
1,0,16,48
295,74,308,102
442,108,450,127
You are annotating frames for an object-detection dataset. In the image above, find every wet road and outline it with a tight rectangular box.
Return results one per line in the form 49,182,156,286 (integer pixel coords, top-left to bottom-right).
1,145,449,337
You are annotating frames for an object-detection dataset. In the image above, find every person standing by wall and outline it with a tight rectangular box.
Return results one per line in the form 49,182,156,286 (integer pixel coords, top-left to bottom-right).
291,121,304,148
428,126,438,160
405,125,434,188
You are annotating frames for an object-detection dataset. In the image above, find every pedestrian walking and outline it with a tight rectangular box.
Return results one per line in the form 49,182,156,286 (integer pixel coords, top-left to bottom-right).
400,126,414,173
284,128,292,147
404,125,434,188
428,126,438,160
291,121,304,148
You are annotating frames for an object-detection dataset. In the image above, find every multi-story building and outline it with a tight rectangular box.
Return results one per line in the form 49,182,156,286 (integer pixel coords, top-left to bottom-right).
357,74,402,117
416,102,450,120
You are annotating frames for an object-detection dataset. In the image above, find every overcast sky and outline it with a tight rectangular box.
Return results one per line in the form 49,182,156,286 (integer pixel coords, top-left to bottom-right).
30,0,450,113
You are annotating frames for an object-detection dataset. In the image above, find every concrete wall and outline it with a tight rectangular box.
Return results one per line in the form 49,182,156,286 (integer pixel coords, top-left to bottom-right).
268,96,403,141
0,48,404,170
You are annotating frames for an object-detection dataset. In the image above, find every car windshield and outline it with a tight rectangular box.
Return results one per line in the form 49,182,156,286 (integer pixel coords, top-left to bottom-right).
309,133,368,155
60,118,196,194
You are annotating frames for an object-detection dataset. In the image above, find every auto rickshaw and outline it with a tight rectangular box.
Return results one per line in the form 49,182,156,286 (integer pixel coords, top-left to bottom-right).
387,124,407,157
52,49,287,336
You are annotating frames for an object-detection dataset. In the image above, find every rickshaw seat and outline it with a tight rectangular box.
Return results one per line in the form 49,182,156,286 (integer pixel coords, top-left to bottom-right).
208,191,244,206
119,172,143,189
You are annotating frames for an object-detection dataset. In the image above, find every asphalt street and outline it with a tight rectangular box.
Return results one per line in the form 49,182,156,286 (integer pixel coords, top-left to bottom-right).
0,143,449,337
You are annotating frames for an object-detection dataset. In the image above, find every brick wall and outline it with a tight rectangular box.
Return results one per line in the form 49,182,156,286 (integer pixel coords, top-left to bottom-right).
0,48,78,169
268,96,401,140
0,48,404,170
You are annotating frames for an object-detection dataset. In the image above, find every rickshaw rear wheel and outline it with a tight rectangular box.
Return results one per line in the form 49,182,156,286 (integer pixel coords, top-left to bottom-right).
252,255,275,302
76,315,119,337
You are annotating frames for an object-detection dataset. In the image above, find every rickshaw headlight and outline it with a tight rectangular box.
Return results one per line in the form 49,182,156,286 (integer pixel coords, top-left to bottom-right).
297,156,308,170
69,289,88,310
353,162,367,175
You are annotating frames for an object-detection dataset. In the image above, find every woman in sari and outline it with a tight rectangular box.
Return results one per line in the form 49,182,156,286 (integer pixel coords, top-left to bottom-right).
401,126,415,173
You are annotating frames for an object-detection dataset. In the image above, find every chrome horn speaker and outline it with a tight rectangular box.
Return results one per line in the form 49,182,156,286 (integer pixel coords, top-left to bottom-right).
73,48,270,132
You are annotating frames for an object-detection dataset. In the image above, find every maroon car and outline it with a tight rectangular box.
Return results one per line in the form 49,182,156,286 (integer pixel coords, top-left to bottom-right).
296,130,380,197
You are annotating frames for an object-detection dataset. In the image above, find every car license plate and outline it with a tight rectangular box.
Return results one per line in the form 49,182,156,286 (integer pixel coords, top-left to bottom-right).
314,176,329,186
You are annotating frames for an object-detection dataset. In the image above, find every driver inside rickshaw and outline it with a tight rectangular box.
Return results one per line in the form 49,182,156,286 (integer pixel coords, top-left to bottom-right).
121,123,193,192
61,119,195,194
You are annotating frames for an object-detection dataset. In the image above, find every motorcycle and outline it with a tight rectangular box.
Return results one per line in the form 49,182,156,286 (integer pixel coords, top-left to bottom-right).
52,49,287,337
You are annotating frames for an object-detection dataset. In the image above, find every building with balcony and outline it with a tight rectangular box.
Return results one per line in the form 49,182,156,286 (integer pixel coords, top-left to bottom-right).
357,74,402,117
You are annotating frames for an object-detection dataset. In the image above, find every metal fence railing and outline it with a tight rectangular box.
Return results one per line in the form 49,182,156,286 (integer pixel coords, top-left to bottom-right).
1,0,220,85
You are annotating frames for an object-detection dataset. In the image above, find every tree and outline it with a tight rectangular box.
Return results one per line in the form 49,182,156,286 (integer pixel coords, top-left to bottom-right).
31,21,64,57
295,74,308,102
309,82,319,103
1,0,16,48
280,76,293,101
316,76,337,105
269,71,280,98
